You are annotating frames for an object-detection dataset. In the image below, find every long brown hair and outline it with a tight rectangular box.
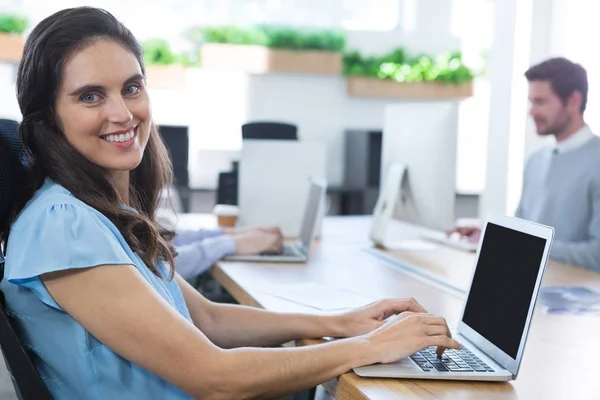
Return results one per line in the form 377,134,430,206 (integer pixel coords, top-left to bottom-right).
13,7,176,277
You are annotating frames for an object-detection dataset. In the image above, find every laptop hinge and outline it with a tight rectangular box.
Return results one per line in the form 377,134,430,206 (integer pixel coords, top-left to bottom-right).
456,331,508,372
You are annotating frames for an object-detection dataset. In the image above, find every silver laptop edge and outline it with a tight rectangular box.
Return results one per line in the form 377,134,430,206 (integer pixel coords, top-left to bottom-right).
455,213,554,380
224,179,327,263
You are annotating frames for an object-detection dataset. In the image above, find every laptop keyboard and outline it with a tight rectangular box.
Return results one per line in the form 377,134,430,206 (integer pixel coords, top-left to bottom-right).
260,244,299,257
410,347,494,373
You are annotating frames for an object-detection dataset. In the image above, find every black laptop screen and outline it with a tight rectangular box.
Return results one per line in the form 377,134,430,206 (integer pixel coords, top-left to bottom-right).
462,222,547,359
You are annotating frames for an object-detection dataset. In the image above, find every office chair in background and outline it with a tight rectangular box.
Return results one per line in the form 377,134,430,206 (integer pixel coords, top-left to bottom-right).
241,121,298,141
217,121,299,206
0,119,53,400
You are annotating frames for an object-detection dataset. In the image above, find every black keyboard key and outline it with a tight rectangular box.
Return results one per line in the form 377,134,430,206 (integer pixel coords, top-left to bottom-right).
431,362,449,371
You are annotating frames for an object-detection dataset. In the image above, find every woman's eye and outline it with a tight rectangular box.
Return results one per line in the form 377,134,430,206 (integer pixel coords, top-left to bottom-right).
81,93,98,103
124,84,140,95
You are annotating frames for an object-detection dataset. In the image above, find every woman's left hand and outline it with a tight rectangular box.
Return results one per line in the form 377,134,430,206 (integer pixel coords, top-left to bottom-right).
333,298,428,337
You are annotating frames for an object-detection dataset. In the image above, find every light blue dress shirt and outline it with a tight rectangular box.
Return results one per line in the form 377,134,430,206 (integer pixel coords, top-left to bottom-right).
0,179,194,399
171,227,236,280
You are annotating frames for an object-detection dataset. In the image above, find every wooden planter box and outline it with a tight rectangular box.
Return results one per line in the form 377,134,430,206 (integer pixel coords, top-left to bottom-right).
347,76,474,100
144,65,186,89
201,43,342,75
0,34,24,62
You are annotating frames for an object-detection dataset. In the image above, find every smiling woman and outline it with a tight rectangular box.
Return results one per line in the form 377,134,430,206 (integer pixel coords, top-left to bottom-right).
56,42,149,172
15,7,175,276
0,6,460,400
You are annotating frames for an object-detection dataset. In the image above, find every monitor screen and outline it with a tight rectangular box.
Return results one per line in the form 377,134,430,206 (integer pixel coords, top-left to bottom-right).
462,222,547,359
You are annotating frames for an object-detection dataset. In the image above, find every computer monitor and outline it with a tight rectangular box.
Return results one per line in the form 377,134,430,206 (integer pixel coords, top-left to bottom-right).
380,102,460,231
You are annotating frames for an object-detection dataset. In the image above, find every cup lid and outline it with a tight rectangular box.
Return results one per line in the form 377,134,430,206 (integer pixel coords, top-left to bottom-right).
213,204,239,216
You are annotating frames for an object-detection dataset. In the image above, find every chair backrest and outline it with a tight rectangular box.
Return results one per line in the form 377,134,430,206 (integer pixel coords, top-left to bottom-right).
0,119,28,234
241,121,298,141
0,119,53,399
0,291,52,400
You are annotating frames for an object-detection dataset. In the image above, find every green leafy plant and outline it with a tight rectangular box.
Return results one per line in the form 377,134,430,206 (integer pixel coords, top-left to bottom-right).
198,26,268,46
142,38,179,66
344,47,475,85
0,14,28,34
189,25,345,52
177,50,202,67
143,38,202,67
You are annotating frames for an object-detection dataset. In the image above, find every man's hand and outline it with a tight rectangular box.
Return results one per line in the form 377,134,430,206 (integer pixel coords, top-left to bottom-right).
332,298,428,338
233,230,283,255
447,226,481,244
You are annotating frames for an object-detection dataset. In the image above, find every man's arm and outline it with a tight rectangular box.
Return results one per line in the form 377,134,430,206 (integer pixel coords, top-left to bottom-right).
550,174,600,271
173,236,236,280
171,228,225,247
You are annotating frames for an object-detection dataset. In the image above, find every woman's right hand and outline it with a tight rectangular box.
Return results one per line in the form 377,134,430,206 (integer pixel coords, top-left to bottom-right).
361,312,462,365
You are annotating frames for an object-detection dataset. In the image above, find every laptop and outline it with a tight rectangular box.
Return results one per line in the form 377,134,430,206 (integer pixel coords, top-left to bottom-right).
355,214,554,381
223,179,326,263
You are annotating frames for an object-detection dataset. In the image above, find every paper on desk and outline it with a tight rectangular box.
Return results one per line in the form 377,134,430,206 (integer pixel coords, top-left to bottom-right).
258,282,378,311
538,286,600,315
383,239,437,251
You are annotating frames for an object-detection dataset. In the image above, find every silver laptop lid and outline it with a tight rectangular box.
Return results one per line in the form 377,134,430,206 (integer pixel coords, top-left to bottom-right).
298,180,327,251
457,214,554,378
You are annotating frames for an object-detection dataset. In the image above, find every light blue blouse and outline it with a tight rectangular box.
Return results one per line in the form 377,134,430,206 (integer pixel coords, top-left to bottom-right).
0,179,194,399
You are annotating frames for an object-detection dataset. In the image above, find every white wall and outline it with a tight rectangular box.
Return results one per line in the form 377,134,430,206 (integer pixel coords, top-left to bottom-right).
478,0,556,218
0,64,19,120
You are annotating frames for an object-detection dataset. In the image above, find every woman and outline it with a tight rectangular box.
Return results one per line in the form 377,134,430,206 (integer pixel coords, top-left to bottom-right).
0,7,460,400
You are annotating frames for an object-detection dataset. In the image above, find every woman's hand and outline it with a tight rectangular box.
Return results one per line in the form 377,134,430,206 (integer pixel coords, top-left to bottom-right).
361,312,462,365
334,298,427,337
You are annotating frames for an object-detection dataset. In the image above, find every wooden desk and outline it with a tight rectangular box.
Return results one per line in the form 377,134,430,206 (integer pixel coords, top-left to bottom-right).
194,215,600,399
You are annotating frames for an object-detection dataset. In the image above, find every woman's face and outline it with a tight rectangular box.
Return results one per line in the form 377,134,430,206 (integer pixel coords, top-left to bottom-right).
55,39,151,173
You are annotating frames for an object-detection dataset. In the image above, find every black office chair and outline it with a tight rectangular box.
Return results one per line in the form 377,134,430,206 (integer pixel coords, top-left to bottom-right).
216,122,298,206
0,119,53,400
241,121,298,140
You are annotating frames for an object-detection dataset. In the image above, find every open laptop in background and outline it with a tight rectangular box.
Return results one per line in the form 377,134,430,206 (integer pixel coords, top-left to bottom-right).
224,180,326,263
355,214,554,381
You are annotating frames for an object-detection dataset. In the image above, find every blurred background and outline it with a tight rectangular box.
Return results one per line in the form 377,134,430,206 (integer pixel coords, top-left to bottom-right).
0,0,595,226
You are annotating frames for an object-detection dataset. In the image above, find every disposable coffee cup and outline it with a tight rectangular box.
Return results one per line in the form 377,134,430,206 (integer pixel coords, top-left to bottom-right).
213,204,239,228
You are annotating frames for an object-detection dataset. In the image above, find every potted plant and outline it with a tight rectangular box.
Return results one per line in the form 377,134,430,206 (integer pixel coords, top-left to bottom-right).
142,38,189,89
0,13,27,62
344,48,475,100
193,25,345,75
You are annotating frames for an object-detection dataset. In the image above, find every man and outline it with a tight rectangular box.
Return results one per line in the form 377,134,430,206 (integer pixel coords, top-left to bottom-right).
455,57,600,271
157,187,283,280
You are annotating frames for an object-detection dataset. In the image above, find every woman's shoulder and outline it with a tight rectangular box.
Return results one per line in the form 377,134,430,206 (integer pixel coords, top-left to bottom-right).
11,179,106,233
